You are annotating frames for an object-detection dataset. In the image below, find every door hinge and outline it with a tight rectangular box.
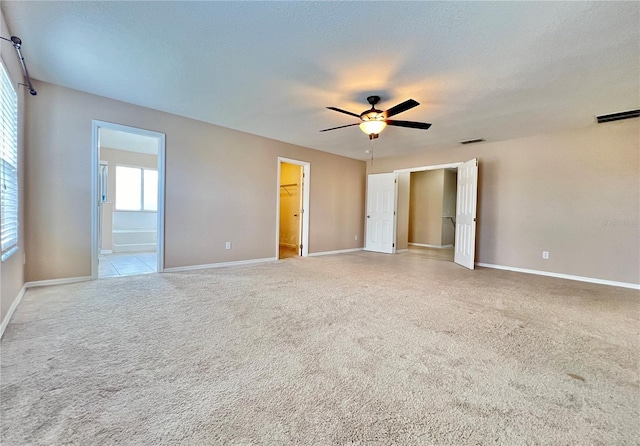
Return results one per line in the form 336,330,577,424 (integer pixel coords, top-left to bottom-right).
392,243,395,247
300,244,303,249
395,178,397,183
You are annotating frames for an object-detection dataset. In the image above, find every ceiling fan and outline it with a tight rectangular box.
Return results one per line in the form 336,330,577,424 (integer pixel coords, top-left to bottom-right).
320,95,431,139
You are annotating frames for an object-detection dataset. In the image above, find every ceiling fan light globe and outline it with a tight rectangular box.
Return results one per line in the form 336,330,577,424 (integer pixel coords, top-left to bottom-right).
359,120,387,135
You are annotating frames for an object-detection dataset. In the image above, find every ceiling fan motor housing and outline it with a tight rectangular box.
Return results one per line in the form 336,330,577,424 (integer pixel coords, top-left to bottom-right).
362,96,384,121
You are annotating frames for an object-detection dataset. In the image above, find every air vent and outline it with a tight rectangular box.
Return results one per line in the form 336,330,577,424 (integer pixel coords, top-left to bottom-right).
459,138,485,145
596,109,640,123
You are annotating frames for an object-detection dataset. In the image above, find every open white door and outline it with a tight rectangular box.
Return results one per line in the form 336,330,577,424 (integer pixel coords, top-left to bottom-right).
365,173,397,254
454,158,478,269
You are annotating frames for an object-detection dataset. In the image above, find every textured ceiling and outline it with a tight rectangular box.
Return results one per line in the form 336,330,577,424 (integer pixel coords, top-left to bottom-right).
2,1,639,160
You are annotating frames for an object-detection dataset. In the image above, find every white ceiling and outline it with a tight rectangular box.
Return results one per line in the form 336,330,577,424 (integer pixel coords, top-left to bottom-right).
99,128,158,155
3,1,638,160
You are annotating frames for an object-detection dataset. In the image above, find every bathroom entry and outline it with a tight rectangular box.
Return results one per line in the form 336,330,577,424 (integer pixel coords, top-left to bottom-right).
91,121,166,279
277,158,310,259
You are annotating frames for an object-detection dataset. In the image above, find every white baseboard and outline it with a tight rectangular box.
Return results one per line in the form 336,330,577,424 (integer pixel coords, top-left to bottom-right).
25,276,93,288
100,249,113,254
308,248,363,257
409,243,453,249
476,263,640,290
0,284,27,339
163,257,277,272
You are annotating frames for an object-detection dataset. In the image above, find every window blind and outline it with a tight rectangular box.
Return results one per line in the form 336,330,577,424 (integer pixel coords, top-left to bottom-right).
1,62,19,260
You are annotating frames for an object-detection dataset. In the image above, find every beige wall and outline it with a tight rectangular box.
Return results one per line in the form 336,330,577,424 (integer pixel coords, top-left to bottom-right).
24,80,366,280
409,170,444,246
1,9,26,326
442,170,457,246
369,121,640,285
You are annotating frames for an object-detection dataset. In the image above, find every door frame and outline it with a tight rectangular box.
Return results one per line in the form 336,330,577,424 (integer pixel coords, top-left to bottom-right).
393,162,463,174
91,120,167,279
276,157,310,257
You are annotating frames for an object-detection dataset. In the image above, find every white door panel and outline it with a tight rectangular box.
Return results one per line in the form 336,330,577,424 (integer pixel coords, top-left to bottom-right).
454,158,478,269
365,173,397,253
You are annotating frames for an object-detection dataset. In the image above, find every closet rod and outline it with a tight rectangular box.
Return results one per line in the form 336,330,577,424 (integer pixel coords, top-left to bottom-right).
1,35,37,96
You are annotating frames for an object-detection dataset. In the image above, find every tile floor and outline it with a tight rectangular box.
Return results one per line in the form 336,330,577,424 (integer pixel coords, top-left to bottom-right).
99,252,157,278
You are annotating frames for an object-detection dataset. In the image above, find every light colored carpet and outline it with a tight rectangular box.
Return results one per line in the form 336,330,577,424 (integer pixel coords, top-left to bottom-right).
1,251,638,445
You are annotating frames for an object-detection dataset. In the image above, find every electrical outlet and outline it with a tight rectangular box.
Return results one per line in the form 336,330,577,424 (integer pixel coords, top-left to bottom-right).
225,242,232,250
355,235,358,241
542,251,549,259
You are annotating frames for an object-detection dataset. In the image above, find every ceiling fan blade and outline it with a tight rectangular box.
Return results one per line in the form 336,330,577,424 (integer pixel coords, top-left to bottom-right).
385,120,432,130
384,99,419,118
327,107,361,118
319,123,360,132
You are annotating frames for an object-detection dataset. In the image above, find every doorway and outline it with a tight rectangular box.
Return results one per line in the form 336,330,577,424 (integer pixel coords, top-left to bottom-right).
394,159,478,269
91,121,166,279
364,159,478,269
406,168,458,262
277,158,310,259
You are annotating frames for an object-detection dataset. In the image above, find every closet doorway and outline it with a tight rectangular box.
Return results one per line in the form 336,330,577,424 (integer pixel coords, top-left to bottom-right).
277,158,310,259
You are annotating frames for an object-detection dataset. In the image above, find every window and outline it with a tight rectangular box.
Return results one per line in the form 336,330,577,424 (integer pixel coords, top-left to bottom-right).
1,62,19,261
115,166,157,211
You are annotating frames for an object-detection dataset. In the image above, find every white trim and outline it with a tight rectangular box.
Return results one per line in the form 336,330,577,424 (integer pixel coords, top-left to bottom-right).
0,284,27,339
163,257,277,273
276,157,310,258
91,122,99,279
91,121,166,279
476,263,640,290
409,243,454,249
25,276,93,288
156,132,166,273
308,248,363,257
393,162,463,174
100,249,113,254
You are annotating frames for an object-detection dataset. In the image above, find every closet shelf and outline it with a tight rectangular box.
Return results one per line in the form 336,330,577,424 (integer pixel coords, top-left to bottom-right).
280,183,297,196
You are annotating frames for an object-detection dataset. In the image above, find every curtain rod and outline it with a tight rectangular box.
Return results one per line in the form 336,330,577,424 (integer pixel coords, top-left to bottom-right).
1,35,37,96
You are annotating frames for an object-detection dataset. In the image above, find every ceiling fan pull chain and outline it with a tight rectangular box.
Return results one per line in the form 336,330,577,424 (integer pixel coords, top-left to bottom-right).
370,140,374,165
